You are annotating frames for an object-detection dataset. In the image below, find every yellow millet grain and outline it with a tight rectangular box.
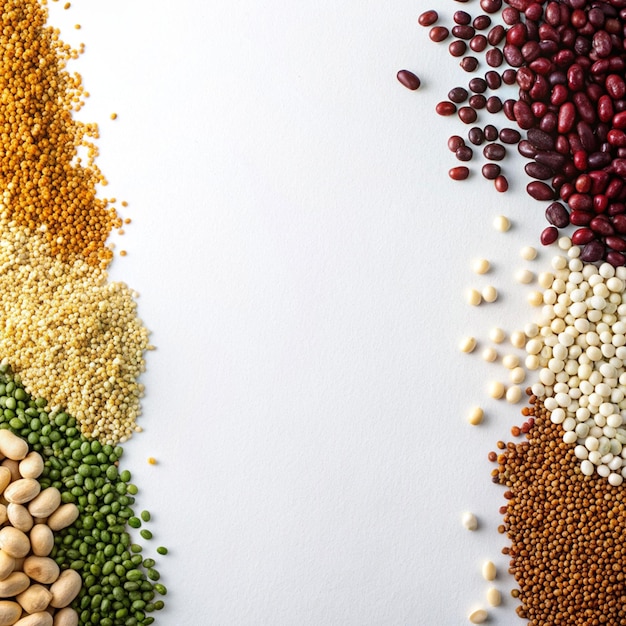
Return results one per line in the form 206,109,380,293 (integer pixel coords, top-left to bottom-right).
0,215,152,444
0,0,120,267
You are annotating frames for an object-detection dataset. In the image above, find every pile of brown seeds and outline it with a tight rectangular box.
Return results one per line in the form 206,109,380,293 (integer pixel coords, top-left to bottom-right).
492,394,626,625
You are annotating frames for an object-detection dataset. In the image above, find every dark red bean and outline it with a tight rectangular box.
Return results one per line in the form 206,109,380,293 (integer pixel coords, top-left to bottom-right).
606,74,626,99
448,135,465,152
529,57,552,75
460,57,479,72
473,15,491,30
507,0,532,10
483,143,506,161
436,101,457,116
513,100,535,130
598,95,614,123
526,162,553,180
573,92,596,124
506,23,527,46
494,175,509,192
502,69,517,85
503,99,516,121
486,96,502,113
551,84,569,107
540,226,559,245
569,193,594,211
429,26,450,43
485,47,504,67
606,235,626,252
449,166,470,180
606,250,626,267
571,210,593,226
449,40,468,57
609,203,626,216
482,163,501,180
592,30,613,58
469,95,487,110
516,67,534,92
456,146,473,162
484,71,501,90
418,10,438,27
480,0,502,15
527,129,554,151
502,7,521,25
535,150,565,170
452,25,475,40
468,77,487,94
453,10,471,25
580,240,605,262
613,214,626,234
595,194,609,213
527,181,556,200
607,178,625,198
503,44,524,67
591,215,615,236
545,202,570,228
572,228,595,245
608,129,626,147
483,124,498,142
525,3,543,21
458,106,478,124
468,127,484,145
396,70,421,91
487,25,505,46
558,102,576,133
575,174,592,194
470,35,488,52
539,112,558,134
499,128,521,144
448,87,469,104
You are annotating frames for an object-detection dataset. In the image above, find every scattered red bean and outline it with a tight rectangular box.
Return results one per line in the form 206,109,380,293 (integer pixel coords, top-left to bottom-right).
483,125,498,142
396,70,421,91
527,181,556,201
540,225,559,245
487,24,505,46
484,143,506,160
459,106,478,124
485,47,504,67
449,40,467,57
473,15,491,31
482,163,501,180
494,175,509,192
448,135,465,152
456,145,474,162
480,0,502,15
436,101,457,116
468,127,484,145
469,94,487,110
449,166,470,180
448,87,469,104
470,35,488,53
486,96,503,113
418,10,438,27
429,26,449,43
499,128,521,144
460,56,479,72
454,10,471,26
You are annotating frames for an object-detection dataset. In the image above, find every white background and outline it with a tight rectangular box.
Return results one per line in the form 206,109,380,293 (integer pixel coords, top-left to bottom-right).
45,1,558,624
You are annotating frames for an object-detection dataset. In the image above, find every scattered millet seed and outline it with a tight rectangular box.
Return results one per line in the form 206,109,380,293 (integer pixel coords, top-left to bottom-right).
520,246,537,261
120,250,127,257
481,347,497,363
110,112,118,120
74,23,80,29
471,258,490,275
493,215,510,232
481,285,497,303
63,1,69,7
466,288,482,306
488,327,505,344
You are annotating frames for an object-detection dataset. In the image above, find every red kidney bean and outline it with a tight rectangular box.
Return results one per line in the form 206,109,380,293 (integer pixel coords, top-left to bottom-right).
436,101,457,116
557,102,576,133
513,100,535,129
540,226,559,245
483,124,498,142
609,203,626,216
449,166,470,180
575,174,592,194
521,41,541,63
468,127,484,145
473,15,491,30
606,74,626,99
529,57,552,76
503,44,524,67
614,112,626,129
567,64,584,91
578,121,597,152
614,214,626,234
592,30,613,57
469,77,488,93
484,71,501,90
597,95,615,123
572,228,595,245
429,26,450,43
453,10,471,25
502,69,517,85
482,163,501,180
458,106,478,123
449,40,468,57
527,181,556,200
607,178,624,198
552,174,567,192
418,10,438,27
569,193,594,211
588,151,612,168
551,84,569,107
396,70,421,91
525,3,543,21
580,240,605,263
452,25,476,40
480,0,502,14
507,23,528,46
499,128,522,144
535,150,566,170
527,128,555,151
469,95,486,110
570,210,593,226
608,129,626,146
590,171,610,194
539,112,558,134
502,7,521,25
484,143,506,160
526,162,553,179
516,67,535,91
503,99,517,121
448,87,469,104
590,215,615,236
456,146,473,161
606,235,626,252
470,35,488,52
486,96,502,113
545,202,570,227
507,0,532,10
460,56,479,72
606,250,626,267
487,25,505,46
494,175,509,192
573,150,588,170
531,102,547,119
573,92,596,124
611,159,626,177
594,194,609,213
448,135,465,152
518,140,538,158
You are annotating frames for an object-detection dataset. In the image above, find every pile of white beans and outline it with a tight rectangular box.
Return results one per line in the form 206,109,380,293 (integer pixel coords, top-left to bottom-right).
525,243,626,486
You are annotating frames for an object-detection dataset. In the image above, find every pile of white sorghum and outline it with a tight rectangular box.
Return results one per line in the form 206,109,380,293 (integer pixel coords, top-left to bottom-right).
522,239,626,485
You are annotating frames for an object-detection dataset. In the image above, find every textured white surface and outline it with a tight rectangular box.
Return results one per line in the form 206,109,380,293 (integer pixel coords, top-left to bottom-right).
47,1,559,624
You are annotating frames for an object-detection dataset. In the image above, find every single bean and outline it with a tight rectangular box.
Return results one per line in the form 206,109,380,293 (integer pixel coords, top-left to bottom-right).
606,235,626,252
485,47,504,67
527,128,555,151
572,228,595,245
460,56,479,72
545,202,569,228
540,226,559,245
470,35,488,52
503,44,524,67
580,240,605,262
570,210,593,226
468,127,484,145
513,100,535,129
468,77,487,94
453,10,471,25
449,40,467,57
448,135,465,152
484,71,501,90
452,25,475,40
494,175,509,192
499,128,521,144
448,87,468,104
396,70,420,91
436,101,457,116
503,99,516,121
506,23,527,46
418,10,438,27
429,26,449,43
487,24,505,46
535,150,566,170
526,162,553,180
590,215,615,236
502,69,517,85
473,15,491,30
482,163,501,180
483,143,506,160
486,96,502,113
449,166,470,180
480,0,502,15
502,7,521,25
606,250,626,267
483,125,498,142
569,193,593,211
458,106,478,123
527,181,555,200
456,146,473,161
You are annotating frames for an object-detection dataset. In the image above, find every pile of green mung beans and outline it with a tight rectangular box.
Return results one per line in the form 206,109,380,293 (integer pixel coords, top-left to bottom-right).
0,362,166,626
